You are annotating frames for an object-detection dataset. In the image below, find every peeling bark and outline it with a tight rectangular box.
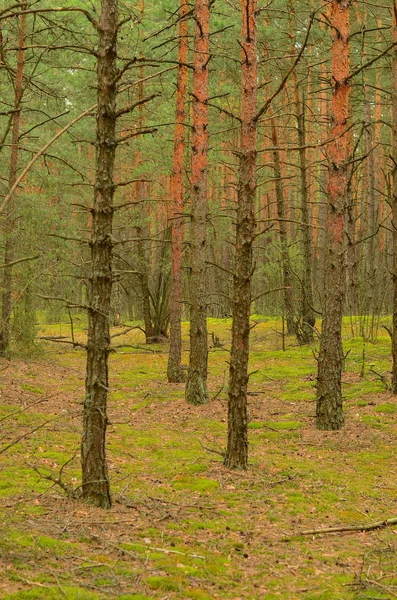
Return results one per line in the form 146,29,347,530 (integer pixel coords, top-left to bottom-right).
316,0,350,430
392,2,397,394
185,0,210,405
168,0,189,383
0,2,27,357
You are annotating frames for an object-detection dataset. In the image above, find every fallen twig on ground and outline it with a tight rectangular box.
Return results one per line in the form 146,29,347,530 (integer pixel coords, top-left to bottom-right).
283,517,397,540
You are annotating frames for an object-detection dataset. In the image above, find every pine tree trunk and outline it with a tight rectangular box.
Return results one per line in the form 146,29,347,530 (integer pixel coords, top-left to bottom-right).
289,0,314,344
316,0,350,430
363,87,377,317
81,0,117,508
168,0,189,383
185,0,210,405
293,87,315,344
0,2,27,357
391,2,397,394
136,219,155,343
134,0,154,344
270,114,296,336
224,0,257,470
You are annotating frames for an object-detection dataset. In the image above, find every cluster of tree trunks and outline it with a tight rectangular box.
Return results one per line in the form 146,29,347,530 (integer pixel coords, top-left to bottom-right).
4,0,397,502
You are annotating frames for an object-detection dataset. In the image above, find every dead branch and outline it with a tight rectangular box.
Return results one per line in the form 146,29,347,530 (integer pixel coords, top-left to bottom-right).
283,517,397,540
369,366,390,391
0,254,40,269
199,439,225,458
30,457,79,499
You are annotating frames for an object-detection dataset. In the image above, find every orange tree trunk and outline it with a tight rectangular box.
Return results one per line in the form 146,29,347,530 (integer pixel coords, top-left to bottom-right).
81,0,117,508
0,1,27,357
224,0,257,470
185,0,210,405
316,0,350,430
392,2,397,393
167,0,189,383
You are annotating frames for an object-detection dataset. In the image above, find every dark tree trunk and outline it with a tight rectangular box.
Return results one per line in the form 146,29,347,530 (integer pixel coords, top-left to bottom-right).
185,0,210,405
294,88,315,344
289,0,314,344
270,114,296,337
81,0,118,508
392,2,397,394
363,87,377,317
135,0,154,345
136,220,155,343
0,2,27,357
168,0,189,383
224,0,257,471
316,0,350,431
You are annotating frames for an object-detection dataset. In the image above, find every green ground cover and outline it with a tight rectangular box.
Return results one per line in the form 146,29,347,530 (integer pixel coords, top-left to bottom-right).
1,317,397,598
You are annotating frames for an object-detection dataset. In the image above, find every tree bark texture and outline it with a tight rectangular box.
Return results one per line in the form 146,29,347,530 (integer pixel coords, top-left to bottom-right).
224,0,257,470
289,0,314,344
185,0,210,405
316,0,350,430
0,2,27,357
363,87,377,316
168,0,189,383
293,87,315,344
392,2,397,394
135,0,154,344
81,0,117,508
270,114,296,337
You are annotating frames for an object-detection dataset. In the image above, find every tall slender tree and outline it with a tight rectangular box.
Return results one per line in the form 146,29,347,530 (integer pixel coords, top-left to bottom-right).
270,111,296,336
289,0,315,344
0,0,27,356
316,0,350,430
392,1,397,394
135,0,155,344
168,0,189,383
81,0,117,508
185,0,210,405
224,0,257,470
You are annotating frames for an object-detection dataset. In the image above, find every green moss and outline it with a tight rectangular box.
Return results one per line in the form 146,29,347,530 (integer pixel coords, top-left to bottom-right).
249,420,303,431
21,384,45,395
117,595,153,600
184,589,212,600
361,415,389,430
3,587,100,599
145,575,181,591
375,403,397,414
172,478,219,492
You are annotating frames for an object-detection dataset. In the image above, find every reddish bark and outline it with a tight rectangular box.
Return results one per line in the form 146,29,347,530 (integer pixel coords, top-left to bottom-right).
224,0,257,470
392,2,397,393
167,0,189,383
185,0,210,405
0,1,27,357
316,0,350,430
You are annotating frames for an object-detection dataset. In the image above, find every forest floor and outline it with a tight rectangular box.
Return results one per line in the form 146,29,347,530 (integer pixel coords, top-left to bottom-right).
1,316,397,599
